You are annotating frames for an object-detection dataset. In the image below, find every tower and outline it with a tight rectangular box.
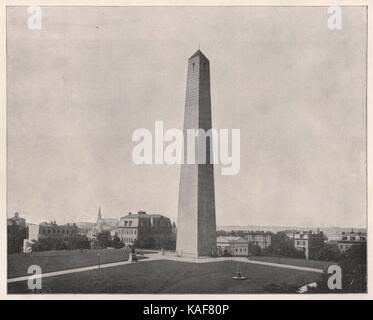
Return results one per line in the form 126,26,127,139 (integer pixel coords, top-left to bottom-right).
96,207,103,232
176,50,217,257
97,207,102,222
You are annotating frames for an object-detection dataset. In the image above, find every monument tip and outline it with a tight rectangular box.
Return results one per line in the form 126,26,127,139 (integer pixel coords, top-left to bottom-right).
189,49,208,60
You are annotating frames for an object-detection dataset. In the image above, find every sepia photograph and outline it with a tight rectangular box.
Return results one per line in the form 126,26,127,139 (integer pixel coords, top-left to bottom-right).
5,4,368,295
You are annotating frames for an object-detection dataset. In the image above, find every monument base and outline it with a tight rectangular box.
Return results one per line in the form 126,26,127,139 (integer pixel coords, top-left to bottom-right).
176,251,201,259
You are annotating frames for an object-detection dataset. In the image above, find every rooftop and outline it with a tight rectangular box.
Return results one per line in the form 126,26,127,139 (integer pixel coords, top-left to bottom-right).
121,211,169,220
217,236,248,243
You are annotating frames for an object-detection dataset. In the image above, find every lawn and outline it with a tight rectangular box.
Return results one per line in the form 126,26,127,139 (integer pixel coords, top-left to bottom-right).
247,256,335,270
8,259,323,294
8,248,151,278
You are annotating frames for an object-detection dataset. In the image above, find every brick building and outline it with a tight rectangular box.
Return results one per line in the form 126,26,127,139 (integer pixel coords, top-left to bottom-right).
39,221,79,241
116,210,173,248
244,231,272,250
7,212,27,253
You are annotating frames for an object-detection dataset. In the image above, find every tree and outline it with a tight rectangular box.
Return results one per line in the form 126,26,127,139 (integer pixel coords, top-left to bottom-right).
8,225,27,254
134,236,156,249
111,234,124,249
338,244,367,292
249,244,262,256
30,235,91,252
263,232,305,259
313,243,340,261
309,244,367,293
97,231,111,248
69,235,91,250
31,237,64,251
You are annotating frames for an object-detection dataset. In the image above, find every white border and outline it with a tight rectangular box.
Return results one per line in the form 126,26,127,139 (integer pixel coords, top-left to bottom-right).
0,0,371,300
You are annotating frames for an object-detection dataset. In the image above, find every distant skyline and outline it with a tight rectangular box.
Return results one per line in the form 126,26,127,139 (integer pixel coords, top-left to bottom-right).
7,7,367,228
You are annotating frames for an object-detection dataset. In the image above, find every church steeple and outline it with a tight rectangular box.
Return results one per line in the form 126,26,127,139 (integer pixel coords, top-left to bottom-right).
97,207,102,222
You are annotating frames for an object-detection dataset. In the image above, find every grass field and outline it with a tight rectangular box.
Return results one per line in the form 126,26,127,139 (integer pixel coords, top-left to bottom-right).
8,248,150,278
247,256,334,270
8,258,323,294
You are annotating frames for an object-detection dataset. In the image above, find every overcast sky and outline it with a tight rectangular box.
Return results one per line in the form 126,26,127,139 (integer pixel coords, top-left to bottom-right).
7,6,367,228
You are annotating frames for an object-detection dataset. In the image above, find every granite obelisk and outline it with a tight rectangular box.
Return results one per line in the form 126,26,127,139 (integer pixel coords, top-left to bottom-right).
176,50,216,258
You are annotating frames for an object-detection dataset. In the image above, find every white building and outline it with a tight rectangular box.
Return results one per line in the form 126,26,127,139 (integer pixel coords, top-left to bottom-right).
244,232,271,250
338,230,367,252
216,236,249,256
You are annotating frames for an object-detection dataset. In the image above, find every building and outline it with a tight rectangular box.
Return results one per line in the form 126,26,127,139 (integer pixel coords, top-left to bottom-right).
176,50,217,258
116,211,173,248
244,231,272,250
7,212,27,253
8,212,26,227
285,230,301,239
76,222,95,236
293,231,327,260
38,221,79,241
26,223,40,241
87,208,119,240
216,236,249,256
338,229,367,252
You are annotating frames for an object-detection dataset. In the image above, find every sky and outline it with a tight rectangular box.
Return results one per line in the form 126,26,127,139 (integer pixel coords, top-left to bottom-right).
7,6,367,228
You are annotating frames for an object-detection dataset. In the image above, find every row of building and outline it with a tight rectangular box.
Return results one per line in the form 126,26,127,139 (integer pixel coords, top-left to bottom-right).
216,229,367,259
8,209,176,253
8,211,367,258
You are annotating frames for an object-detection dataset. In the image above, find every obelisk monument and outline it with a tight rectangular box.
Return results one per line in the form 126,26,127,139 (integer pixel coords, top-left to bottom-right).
176,50,217,258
